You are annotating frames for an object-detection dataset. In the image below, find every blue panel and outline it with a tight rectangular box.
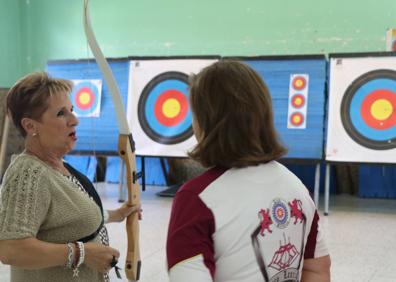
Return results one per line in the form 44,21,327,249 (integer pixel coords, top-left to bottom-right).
64,155,97,182
285,163,336,195
242,58,327,160
359,165,396,198
105,156,168,186
46,59,129,154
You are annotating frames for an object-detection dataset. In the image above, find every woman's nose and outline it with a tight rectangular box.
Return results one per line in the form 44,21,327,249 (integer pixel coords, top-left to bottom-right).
69,112,79,126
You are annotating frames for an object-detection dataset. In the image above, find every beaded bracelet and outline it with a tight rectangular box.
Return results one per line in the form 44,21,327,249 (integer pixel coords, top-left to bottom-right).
72,241,85,277
103,210,110,223
65,243,75,269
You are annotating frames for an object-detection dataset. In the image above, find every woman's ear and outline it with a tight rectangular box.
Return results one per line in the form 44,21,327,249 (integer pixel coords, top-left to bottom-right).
21,117,37,137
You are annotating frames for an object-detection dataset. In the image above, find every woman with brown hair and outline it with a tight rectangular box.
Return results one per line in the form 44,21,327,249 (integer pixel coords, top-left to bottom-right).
166,61,330,282
0,72,138,282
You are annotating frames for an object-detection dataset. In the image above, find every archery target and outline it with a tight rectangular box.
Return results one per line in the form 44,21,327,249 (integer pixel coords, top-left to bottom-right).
287,74,309,129
291,75,307,90
71,80,102,117
340,70,396,150
127,58,218,157
138,71,192,144
326,55,396,163
291,94,306,108
289,112,305,126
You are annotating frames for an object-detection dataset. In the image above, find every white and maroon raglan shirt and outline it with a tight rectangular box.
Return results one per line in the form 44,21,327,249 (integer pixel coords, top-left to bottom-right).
167,161,328,282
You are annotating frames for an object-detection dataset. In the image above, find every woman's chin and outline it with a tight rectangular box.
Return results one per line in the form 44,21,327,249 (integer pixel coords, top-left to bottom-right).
64,143,76,155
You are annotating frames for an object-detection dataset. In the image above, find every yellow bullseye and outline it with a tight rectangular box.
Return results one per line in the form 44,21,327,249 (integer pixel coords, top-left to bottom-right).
162,98,181,118
293,115,301,123
370,99,393,121
295,97,302,106
295,80,303,88
79,92,91,105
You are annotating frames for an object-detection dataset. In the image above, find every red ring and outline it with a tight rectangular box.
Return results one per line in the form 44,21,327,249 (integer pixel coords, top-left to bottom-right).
292,76,307,90
291,94,305,108
290,112,304,126
360,89,396,130
75,87,94,110
154,90,188,126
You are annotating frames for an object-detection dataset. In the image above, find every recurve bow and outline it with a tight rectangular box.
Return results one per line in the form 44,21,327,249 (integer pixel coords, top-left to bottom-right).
83,1,141,280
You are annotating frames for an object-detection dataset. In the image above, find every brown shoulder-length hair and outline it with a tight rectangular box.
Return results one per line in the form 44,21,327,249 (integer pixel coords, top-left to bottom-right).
188,60,287,168
6,72,73,137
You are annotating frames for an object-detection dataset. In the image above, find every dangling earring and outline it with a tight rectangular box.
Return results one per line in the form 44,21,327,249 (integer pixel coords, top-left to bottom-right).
32,132,37,137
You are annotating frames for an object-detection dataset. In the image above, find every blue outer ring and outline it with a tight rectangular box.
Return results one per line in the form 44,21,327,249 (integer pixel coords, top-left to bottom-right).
349,79,396,141
144,80,191,136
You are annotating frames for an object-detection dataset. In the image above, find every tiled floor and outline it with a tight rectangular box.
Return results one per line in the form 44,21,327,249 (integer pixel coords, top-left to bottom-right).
1,183,396,282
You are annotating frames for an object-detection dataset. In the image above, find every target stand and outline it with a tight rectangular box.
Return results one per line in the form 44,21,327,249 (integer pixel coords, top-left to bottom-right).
127,56,219,196
325,52,396,214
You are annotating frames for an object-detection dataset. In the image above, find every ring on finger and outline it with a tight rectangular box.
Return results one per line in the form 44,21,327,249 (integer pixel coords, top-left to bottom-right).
110,255,118,268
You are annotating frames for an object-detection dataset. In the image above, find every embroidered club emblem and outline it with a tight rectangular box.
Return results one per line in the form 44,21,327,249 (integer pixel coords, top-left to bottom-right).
271,199,290,229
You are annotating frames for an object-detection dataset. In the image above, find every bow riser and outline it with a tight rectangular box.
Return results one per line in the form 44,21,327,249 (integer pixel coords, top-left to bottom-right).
119,134,141,280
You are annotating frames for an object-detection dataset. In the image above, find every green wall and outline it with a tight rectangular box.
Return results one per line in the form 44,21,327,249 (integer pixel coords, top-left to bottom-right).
1,0,395,87
0,0,23,87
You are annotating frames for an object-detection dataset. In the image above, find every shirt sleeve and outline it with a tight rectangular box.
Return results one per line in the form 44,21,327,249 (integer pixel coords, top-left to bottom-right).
304,211,329,259
166,190,215,281
0,161,50,240
169,254,213,282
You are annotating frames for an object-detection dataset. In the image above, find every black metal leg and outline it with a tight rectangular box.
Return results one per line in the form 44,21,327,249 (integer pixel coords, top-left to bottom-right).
141,156,146,191
159,157,170,186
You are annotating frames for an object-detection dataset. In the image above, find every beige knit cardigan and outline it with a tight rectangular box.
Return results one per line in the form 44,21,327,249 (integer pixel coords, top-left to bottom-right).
0,153,105,282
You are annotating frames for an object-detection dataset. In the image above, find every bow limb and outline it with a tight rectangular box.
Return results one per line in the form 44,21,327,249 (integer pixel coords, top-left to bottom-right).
83,1,141,280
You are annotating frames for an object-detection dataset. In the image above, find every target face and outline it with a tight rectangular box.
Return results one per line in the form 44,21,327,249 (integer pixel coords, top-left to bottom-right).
290,112,304,126
291,94,305,108
271,199,290,229
71,80,102,117
138,71,193,144
287,74,309,129
326,55,396,163
341,69,396,150
292,76,307,90
128,58,218,157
